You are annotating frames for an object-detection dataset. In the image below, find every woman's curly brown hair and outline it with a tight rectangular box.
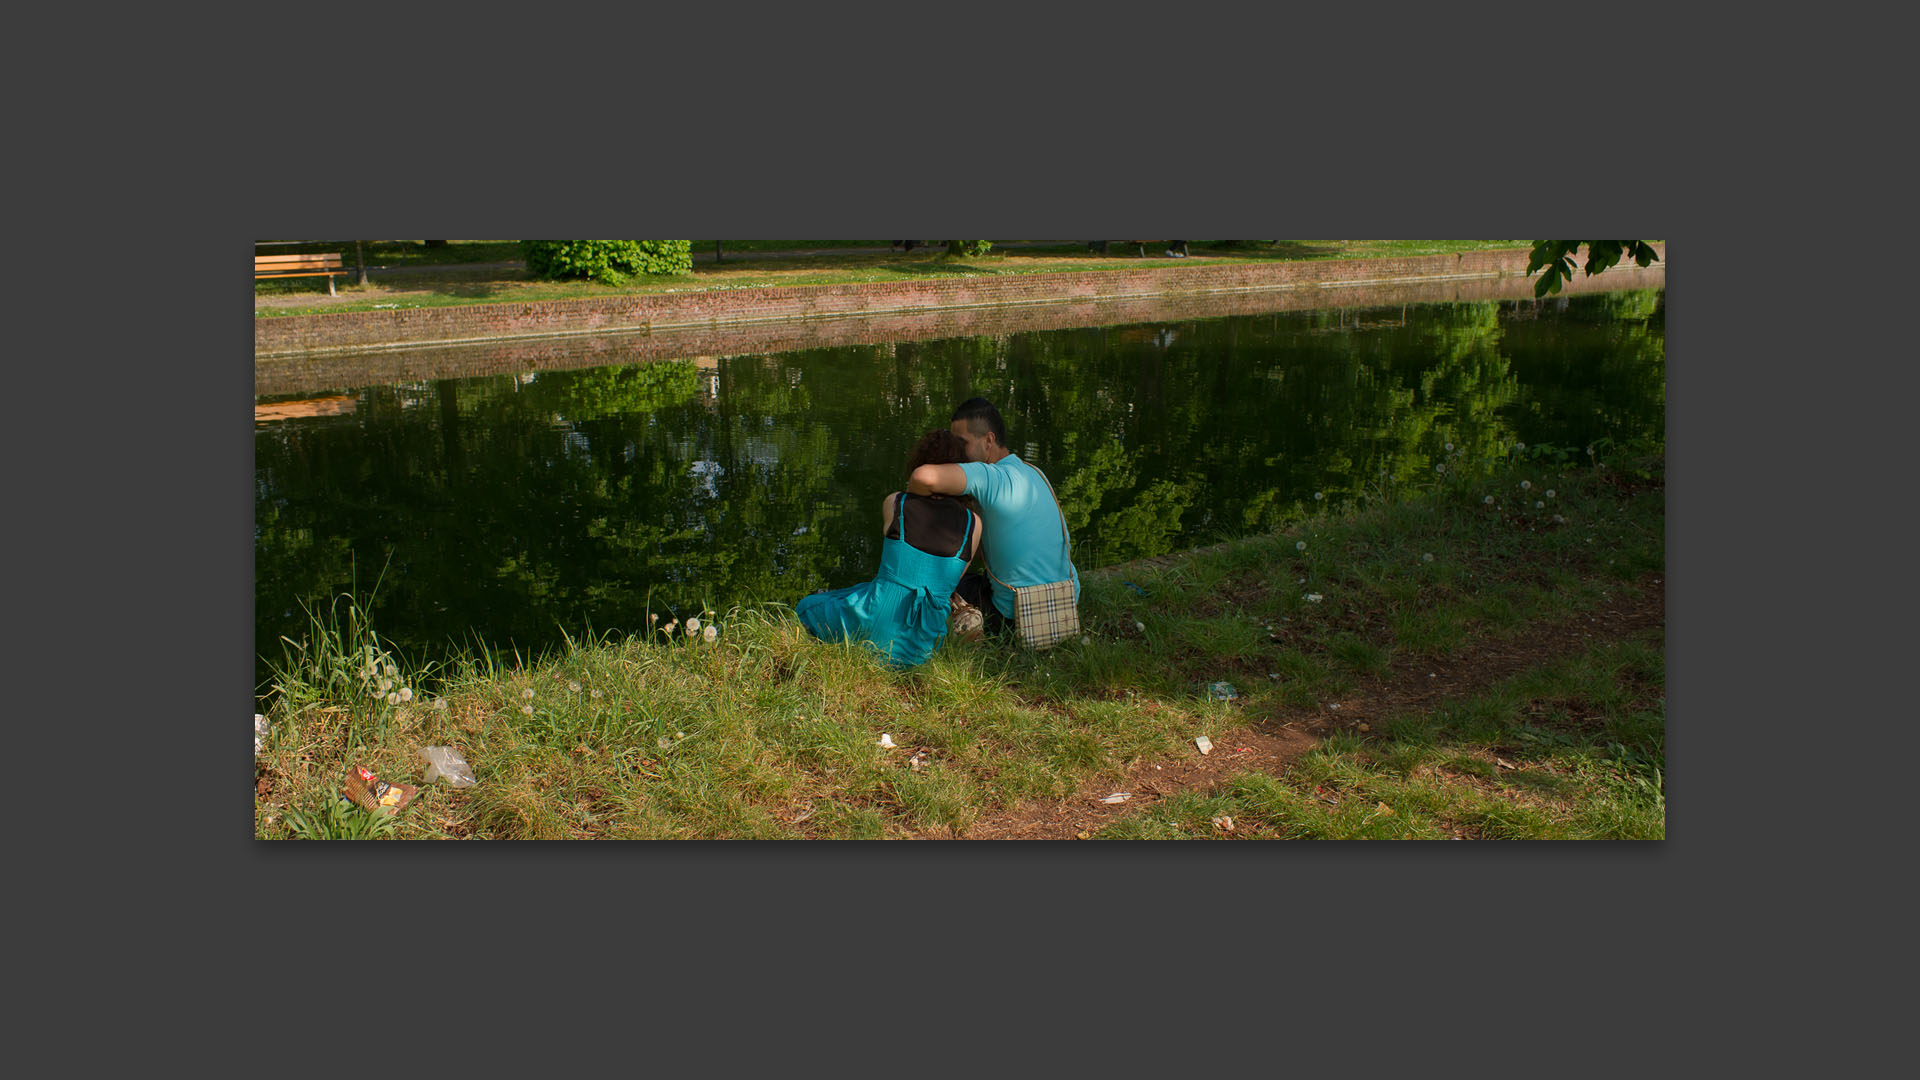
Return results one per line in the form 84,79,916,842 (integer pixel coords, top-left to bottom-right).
905,429,979,514
907,429,969,473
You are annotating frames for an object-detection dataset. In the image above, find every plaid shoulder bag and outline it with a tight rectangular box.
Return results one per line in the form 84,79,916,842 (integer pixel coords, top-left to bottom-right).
986,464,1080,649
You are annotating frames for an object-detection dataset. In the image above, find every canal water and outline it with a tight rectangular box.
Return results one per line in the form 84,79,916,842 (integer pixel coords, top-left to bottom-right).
255,288,1664,689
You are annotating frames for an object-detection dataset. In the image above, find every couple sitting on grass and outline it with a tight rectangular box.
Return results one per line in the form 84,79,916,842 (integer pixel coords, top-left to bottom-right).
795,397,1082,668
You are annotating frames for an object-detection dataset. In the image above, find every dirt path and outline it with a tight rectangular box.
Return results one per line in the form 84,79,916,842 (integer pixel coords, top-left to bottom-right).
944,575,1665,839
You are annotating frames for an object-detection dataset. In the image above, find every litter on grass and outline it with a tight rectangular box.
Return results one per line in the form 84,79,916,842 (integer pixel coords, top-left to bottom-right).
343,765,416,816
420,746,477,787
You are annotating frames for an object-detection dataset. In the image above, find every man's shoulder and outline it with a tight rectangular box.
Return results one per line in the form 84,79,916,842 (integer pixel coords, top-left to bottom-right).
962,454,1033,487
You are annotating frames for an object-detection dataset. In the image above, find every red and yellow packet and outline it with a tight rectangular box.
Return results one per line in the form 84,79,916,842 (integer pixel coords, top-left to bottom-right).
343,765,418,816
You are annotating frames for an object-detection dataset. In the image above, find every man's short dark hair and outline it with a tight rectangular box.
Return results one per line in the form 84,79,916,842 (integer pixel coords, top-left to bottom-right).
951,397,1006,446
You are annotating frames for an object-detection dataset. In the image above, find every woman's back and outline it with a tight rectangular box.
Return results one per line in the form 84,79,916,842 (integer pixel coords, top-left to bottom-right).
885,493,973,558
796,493,977,668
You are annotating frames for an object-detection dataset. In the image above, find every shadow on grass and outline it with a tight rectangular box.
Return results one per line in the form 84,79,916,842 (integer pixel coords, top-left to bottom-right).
999,242,1352,261
1247,241,1346,260
428,273,540,300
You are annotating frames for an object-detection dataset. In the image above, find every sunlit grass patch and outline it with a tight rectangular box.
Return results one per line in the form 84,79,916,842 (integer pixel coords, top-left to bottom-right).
989,759,1081,802
1238,775,1439,840
1097,790,1241,839
885,766,980,833
1452,797,1565,839
809,801,893,839
1070,699,1182,763
624,770,794,840
1038,728,1111,774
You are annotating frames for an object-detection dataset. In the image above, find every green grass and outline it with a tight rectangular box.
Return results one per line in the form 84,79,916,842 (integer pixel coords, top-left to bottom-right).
1096,635,1666,841
253,240,1542,316
255,448,1663,840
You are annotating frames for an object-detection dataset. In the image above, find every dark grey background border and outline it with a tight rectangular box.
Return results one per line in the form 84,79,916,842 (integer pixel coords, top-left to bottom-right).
39,5,1835,1065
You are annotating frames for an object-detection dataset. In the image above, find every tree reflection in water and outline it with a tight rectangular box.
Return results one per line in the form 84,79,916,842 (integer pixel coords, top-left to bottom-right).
255,290,1664,688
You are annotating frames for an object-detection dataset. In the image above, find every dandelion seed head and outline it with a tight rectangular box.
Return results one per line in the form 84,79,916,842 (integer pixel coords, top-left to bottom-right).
568,681,581,693
1484,495,1495,505
1296,541,1307,551
1520,480,1531,490
1314,491,1324,500
434,698,448,711
387,692,400,705
1545,489,1556,499
703,625,718,642
1422,553,1434,563
522,704,534,716
398,687,412,702
1535,500,1545,509
590,688,603,699
1135,621,1146,633
522,688,534,700
687,617,701,633
1444,442,1454,452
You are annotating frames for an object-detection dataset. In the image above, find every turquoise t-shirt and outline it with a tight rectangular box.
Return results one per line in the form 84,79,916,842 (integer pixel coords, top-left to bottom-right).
957,454,1080,619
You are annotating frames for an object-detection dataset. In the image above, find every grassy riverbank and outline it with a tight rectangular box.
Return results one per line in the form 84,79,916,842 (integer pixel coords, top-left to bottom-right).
254,438,1664,840
253,240,1534,318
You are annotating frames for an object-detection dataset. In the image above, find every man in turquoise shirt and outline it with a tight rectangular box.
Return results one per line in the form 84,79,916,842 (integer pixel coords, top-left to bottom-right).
907,397,1080,635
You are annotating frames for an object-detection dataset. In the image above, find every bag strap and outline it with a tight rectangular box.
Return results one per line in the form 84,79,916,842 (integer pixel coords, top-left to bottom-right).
1029,464,1071,563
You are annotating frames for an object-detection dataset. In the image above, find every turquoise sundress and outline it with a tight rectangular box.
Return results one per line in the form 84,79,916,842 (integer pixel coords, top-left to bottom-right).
795,494,975,669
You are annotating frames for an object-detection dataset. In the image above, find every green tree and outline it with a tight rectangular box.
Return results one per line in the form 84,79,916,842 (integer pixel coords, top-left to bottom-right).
1527,241,1660,297
522,241,693,283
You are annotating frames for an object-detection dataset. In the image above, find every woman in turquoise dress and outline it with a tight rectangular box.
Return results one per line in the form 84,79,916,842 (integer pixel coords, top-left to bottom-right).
796,430,984,669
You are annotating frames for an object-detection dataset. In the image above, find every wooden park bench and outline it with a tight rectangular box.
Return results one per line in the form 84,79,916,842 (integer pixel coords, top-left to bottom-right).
255,252,345,295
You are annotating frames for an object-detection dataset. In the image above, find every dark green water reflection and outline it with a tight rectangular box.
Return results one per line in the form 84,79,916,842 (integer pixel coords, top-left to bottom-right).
255,289,1664,688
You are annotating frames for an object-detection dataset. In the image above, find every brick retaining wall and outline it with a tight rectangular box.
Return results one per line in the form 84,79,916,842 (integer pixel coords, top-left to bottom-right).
255,245,1666,397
